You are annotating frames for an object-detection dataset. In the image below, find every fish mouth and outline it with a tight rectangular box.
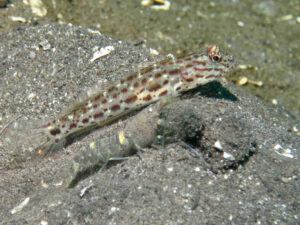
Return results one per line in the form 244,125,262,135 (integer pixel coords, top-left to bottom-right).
221,55,235,72
227,55,236,68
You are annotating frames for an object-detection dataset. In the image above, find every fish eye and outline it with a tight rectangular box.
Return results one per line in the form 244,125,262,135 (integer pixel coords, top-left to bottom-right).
212,55,221,62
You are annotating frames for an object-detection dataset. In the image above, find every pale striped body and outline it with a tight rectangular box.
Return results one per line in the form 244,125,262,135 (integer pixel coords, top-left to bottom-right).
39,45,234,153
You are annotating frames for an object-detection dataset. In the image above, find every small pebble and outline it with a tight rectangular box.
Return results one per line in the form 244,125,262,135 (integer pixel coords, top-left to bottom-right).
271,99,278,105
213,140,223,150
150,48,159,56
29,51,36,59
9,16,27,23
279,14,293,21
223,151,235,160
30,0,47,17
237,64,248,70
237,21,245,27
39,40,51,50
10,197,30,214
39,221,49,225
291,126,298,132
167,167,174,172
237,77,248,86
141,0,170,11
90,46,114,62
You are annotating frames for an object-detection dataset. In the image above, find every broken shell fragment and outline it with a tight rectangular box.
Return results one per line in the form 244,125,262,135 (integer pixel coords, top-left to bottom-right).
237,76,248,86
9,16,27,23
141,0,171,11
223,151,235,161
29,0,47,17
213,140,223,150
237,76,263,87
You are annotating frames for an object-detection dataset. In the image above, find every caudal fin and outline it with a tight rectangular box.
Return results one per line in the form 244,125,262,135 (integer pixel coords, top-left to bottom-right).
0,116,65,157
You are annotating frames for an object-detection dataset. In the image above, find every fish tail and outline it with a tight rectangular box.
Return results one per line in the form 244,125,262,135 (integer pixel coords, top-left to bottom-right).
1,116,65,157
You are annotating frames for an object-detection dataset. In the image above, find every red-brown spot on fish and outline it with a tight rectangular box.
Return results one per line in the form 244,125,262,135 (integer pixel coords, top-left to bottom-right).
134,82,139,88
94,94,103,101
127,74,137,81
138,88,145,94
81,107,88,113
70,123,77,129
102,99,107,104
148,83,162,92
185,78,194,82
143,94,152,101
121,88,128,93
113,93,118,99
111,104,120,111
196,74,204,78
192,60,206,66
142,66,154,74
50,128,61,136
194,67,212,72
214,68,224,72
94,112,104,119
169,69,181,75
82,118,89,123
93,104,98,108
185,64,193,68
141,78,147,85
163,79,169,85
108,87,114,93
125,95,138,104
155,73,162,79
159,90,168,96
205,74,216,79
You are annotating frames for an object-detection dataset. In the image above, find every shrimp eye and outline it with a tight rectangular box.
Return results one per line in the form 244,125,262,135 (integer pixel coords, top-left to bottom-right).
212,55,221,62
